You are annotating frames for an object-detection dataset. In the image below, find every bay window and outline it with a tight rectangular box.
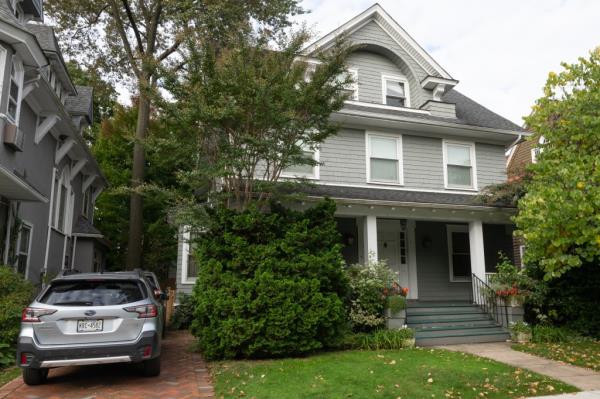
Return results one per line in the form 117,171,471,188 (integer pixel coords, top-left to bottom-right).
443,141,476,189
367,133,403,184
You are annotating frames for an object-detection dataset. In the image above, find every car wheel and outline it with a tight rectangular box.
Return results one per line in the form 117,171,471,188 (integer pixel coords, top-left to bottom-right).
22,368,48,386
143,355,161,377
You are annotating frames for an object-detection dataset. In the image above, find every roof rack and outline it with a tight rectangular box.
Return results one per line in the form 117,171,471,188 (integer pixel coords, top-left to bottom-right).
58,269,81,277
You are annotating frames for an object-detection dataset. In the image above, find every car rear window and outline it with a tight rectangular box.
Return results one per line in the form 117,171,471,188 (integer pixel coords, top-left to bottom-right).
40,280,147,306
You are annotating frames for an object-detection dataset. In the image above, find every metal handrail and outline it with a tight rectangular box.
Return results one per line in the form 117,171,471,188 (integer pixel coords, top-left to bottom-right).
471,273,509,328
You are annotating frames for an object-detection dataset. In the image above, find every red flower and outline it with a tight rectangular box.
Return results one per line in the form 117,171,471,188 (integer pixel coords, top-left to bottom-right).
401,287,409,297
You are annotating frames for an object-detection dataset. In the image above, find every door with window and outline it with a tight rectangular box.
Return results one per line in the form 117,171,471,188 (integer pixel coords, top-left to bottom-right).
377,221,408,288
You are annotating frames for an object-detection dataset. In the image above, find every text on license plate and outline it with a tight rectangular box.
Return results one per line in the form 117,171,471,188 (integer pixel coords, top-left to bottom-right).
77,319,103,332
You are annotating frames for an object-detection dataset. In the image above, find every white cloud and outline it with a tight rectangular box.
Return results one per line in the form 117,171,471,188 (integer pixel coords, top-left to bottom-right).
295,0,600,125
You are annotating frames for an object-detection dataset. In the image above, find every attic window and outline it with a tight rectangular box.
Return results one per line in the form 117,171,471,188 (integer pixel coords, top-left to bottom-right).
382,75,409,107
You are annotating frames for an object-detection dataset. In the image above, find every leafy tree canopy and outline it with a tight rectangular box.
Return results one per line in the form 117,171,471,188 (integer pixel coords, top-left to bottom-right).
516,48,600,279
165,30,353,210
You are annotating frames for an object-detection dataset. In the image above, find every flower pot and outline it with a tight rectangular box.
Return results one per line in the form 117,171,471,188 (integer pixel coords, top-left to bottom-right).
401,338,415,348
511,331,531,343
385,308,406,329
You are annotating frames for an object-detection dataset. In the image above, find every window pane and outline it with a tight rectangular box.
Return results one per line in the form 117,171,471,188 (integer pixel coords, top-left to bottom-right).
386,96,405,107
8,100,17,119
187,254,198,277
17,255,27,275
370,137,397,159
447,165,472,186
386,80,405,98
283,150,314,176
452,254,471,278
19,226,30,253
452,231,470,253
10,81,19,100
447,144,471,166
58,185,67,230
370,158,398,181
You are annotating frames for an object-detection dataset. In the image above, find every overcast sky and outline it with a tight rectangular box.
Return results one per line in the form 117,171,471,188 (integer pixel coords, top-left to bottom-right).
294,0,600,125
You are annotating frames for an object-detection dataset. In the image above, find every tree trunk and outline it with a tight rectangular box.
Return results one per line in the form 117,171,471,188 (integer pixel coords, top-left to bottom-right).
126,91,150,269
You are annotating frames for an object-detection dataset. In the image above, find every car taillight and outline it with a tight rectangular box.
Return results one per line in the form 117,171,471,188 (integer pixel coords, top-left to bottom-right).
21,307,56,322
20,352,33,366
124,304,157,318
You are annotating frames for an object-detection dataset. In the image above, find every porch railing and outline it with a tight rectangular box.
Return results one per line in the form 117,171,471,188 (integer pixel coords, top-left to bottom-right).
471,273,509,328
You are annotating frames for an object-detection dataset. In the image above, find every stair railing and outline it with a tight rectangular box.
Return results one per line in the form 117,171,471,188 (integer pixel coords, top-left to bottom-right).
471,273,509,328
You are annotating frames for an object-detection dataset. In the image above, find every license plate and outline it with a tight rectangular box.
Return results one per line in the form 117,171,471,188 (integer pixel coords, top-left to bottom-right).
77,319,103,332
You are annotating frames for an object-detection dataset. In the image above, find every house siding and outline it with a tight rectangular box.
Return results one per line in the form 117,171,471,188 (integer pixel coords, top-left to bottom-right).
347,20,431,108
317,128,507,192
475,143,507,188
415,221,472,301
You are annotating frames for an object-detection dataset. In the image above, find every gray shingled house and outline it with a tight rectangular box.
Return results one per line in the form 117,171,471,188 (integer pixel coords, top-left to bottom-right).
175,4,526,345
0,0,108,286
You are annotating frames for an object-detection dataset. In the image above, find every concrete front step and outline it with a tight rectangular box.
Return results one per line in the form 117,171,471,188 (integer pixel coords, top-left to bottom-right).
417,332,510,346
408,318,496,329
407,301,509,346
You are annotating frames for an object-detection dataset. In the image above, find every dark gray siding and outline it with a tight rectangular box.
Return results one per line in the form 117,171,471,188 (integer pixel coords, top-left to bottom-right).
319,128,366,184
415,221,471,301
403,135,444,190
476,143,507,188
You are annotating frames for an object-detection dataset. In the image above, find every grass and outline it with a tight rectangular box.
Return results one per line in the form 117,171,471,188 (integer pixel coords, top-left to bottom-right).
0,367,20,388
211,349,578,398
513,338,600,372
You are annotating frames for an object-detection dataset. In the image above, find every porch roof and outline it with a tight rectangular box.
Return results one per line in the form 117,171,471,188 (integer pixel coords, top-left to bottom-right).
304,185,513,209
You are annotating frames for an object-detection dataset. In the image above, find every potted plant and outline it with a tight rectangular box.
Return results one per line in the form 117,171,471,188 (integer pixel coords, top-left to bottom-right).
384,282,408,329
510,321,532,343
398,327,415,348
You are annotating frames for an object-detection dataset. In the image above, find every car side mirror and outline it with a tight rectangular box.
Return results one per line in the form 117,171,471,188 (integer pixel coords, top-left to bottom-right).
153,289,162,299
160,292,169,301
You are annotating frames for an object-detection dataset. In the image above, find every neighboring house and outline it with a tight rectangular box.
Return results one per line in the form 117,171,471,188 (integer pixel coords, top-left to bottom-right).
176,5,525,343
506,134,543,268
0,0,107,285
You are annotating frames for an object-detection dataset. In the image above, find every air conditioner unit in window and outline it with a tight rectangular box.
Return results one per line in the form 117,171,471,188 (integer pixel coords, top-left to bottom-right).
3,121,24,151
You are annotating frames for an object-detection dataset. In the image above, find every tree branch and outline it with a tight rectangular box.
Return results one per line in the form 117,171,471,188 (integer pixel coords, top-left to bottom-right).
109,0,142,78
157,37,183,62
121,0,145,55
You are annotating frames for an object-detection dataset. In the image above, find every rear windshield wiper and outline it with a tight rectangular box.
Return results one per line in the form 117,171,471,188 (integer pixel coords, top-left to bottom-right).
52,301,94,306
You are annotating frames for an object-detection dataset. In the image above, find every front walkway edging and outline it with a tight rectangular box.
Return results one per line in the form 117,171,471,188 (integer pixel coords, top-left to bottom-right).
438,342,600,391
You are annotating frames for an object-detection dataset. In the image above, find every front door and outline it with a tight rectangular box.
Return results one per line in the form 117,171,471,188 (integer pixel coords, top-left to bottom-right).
378,229,409,288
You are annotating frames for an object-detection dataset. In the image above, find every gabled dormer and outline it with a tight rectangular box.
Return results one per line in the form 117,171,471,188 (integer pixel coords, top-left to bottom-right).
303,4,458,118
6,0,43,23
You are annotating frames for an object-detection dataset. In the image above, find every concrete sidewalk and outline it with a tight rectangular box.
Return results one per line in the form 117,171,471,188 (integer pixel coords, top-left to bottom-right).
439,342,600,391
533,391,600,398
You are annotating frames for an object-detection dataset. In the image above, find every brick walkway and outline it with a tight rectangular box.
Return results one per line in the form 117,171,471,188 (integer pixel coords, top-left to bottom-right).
0,331,214,399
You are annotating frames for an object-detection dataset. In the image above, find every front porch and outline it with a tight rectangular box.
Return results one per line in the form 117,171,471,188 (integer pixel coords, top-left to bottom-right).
335,206,516,301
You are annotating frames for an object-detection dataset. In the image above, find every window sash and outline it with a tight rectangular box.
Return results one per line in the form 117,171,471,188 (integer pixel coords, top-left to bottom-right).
444,142,475,188
7,58,23,124
282,150,316,176
447,226,471,282
368,135,401,183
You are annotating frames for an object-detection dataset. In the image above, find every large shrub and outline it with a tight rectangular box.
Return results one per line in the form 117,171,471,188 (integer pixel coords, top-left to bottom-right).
190,199,348,360
0,266,34,366
345,260,395,332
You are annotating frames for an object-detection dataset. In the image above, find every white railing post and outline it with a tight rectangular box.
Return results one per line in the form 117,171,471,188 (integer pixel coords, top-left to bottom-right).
469,220,486,304
363,215,378,262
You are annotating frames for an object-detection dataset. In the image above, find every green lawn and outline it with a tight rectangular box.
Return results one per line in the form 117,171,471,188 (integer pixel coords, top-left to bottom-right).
0,367,20,388
513,339,600,372
212,349,577,398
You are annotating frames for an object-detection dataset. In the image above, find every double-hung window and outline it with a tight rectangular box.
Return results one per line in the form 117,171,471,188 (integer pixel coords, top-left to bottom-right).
447,225,471,282
382,75,409,107
443,141,476,189
281,145,319,179
181,228,198,284
367,133,403,184
337,68,358,101
7,57,24,125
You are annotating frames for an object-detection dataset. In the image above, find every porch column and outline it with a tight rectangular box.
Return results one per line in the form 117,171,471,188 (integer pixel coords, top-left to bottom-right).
469,220,486,298
363,215,378,262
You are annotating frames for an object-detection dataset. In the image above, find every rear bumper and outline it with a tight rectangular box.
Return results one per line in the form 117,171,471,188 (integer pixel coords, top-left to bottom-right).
17,330,161,369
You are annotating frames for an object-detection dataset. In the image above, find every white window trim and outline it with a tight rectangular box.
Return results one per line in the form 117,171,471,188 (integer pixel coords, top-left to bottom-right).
7,56,24,126
366,131,404,186
442,140,478,191
519,245,526,268
280,146,320,180
52,167,73,234
181,227,197,284
16,221,33,279
381,74,411,108
446,224,471,283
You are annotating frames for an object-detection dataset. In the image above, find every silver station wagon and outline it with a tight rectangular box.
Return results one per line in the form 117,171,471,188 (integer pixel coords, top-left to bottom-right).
16,270,164,385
